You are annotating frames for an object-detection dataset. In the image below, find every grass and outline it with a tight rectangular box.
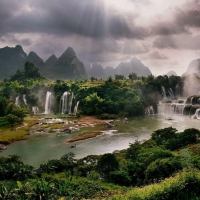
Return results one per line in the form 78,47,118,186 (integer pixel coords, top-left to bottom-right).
0,117,37,144
108,170,200,200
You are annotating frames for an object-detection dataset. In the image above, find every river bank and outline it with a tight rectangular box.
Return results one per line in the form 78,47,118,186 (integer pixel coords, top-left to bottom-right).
0,117,38,145
0,115,110,146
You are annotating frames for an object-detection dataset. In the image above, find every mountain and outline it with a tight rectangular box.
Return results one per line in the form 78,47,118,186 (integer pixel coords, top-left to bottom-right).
90,63,106,79
27,51,46,72
45,47,87,80
183,59,200,76
0,45,27,79
104,66,115,77
166,70,177,76
45,55,57,67
115,57,151,77
0,45,88,80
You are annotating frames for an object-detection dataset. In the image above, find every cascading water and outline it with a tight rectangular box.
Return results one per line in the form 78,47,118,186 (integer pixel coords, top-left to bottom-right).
161,86,167,100
73,101,80,115
60,92,68,114
145,106,154,115
32,106,39,115
68,92,74,115
15,96,20,107
192,109,200,119
23,94,27,105
44,91,52,114
168,88,174,99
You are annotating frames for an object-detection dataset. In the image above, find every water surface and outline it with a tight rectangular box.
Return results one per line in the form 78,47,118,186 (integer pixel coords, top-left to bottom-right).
0,114,198,167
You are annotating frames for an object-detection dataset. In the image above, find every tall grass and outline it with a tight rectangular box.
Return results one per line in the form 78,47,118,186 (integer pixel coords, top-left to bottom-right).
108,170,200,200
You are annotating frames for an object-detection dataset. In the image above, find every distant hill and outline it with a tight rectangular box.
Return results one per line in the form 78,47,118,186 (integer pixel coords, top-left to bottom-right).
45,55,57,67
104,66,115,77
166,70,177,76
115,57,151,77
0,45,27,79
89,63,106,79
183,59,200,76
27,51,46,72
44,47,87,80
88,57,152,79
0,45,87,80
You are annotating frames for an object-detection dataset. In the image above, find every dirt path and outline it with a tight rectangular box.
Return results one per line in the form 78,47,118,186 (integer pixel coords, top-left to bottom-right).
16,122,28,130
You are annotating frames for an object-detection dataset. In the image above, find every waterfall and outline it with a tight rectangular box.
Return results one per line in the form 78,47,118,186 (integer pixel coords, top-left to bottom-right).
161,86,167,100
192,109,200,119
23,94,27,105
168,88,174,99
145,106,154,115
15,96,20,107
73,101,80,115
44,91,52,114
190,97,194,104
60,92,68,114
32,106,39,115
69,92,74,115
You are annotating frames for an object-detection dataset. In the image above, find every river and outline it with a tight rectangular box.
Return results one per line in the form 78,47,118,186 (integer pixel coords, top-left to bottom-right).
0,114,199,167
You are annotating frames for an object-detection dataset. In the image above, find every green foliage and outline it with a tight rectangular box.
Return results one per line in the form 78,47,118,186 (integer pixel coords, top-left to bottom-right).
97,153,119,178
145,157,182,180
83,93,104,115
10,61,45,83
151,127,200,150
109,170,131,186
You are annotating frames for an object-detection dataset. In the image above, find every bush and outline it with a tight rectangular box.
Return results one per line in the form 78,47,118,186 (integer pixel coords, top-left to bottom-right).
145,157,182,180
109,170,131,186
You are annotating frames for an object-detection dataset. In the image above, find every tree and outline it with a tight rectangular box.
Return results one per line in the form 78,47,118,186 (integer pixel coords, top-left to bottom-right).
0,96,8,117
115,74,125,80
128,72,137,81
5,114,20,129
97,153,119,178
83,93,104,115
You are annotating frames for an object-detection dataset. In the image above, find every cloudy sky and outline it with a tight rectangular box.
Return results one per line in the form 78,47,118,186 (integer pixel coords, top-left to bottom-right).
0,0,200,75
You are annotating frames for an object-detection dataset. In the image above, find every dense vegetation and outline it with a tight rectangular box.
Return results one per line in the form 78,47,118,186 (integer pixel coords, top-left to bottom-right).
1,62,200,199
0,127,200,199
0,62,182,121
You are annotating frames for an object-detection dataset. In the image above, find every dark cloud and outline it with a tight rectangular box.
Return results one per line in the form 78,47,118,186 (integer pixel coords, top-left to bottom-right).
153,36,177,49
151,0,200,36
0,0,150,39
0,34,32,46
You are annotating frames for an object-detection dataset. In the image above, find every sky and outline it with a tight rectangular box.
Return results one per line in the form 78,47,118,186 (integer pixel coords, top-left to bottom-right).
0,0,200,76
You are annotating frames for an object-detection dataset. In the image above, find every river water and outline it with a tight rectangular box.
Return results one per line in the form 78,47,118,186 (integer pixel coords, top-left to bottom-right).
0,114,199,167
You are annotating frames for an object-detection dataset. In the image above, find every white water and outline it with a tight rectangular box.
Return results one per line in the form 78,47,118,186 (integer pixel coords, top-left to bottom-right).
23,94,27,105
192,109,200,119
32,106,39,115
15,96,20,107
44,91,52,114
60,92,68,114
69,92,74,115
73,101,80,115
145,105,154,115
